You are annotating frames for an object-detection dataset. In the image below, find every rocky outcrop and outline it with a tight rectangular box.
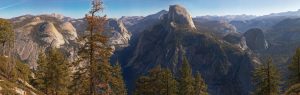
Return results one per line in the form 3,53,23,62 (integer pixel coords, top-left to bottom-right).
38,22,65,48
243,28,268,51
163,5,196,29
11,14,132,67
223,33,248,50
70,18,132,49
105,19,131,50
12,16,79,68
60,22,78,41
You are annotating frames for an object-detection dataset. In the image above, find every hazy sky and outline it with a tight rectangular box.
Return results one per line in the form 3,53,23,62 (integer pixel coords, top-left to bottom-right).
1,0,300,18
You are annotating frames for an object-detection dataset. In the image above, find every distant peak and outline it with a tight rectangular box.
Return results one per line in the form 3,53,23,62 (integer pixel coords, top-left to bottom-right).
169,4,184,10
164,4,196,29
157,10,168,14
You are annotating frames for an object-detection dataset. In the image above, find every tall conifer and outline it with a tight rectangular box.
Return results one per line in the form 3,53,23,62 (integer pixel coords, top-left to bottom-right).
178,57,194,95
111,61,127,95
194,72,208,95
76,0,114,94
253,58,281,95
288,48,300,86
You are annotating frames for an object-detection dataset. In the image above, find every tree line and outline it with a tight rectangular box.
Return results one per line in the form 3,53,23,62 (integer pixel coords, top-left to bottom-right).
252,47,300,95
134,57,208,95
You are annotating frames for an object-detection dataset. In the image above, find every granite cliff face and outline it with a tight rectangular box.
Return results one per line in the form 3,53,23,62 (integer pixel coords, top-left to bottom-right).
11,15,131,67
243,28,268,51
38,22,65,47
60,22,78,41
11,15,78,67
105,19,131,50
163,5,196,29
71,18,132,50
223,33,248,51
115,5,256,95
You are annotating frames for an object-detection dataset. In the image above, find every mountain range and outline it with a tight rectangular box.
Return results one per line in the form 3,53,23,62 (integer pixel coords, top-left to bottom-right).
3,4,300,95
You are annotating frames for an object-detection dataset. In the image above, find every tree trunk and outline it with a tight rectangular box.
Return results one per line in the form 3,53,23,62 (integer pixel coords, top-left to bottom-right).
267,59,271,95
89,12,96,95
296,55,300,83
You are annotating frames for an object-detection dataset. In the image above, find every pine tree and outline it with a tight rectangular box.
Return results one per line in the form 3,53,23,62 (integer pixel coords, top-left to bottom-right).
0,18,15,80
194,72,208,95
178,57,194,95
134,66,161,95
149,65,163,95
288,48,300,86
0,18,14,56
111,61,127,95
134,66,178,95
70,59,90,95
160,68,178,95
134,76,152,95
253,57,281,95
33,52,49,93
34,48,71,95
76,0,113,94
47,48,71,95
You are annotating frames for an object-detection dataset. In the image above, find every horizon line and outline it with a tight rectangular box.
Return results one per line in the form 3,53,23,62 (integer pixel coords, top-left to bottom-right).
2,8,300,19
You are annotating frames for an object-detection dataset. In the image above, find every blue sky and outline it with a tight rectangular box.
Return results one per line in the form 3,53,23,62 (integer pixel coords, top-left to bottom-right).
1,0,300,18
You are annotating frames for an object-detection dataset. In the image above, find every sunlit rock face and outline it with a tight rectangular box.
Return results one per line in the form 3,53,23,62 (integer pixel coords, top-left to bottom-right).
38,22,65,48
70,18,132,51
164,5,196,29
11,15,79,68
60,22,78,41
104,19,131,50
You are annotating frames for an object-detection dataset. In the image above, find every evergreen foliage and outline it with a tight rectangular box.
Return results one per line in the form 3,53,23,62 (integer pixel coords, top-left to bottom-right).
111,61,127,95
0,56,31,82
253,58,281,95
194,72,208,95
72,0,127,94
0,18,15,81
70,60,90,95
160,68,178,95
33,49,71,95
32,52,48,93
288,48,300,86
178,57,195,95
135,66,178,95
0,18,14,52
